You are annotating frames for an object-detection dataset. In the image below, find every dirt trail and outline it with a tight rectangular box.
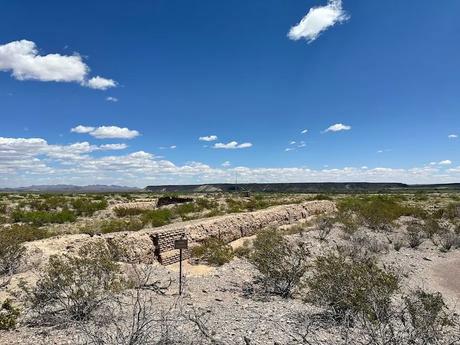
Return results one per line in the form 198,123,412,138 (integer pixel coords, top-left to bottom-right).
430,252,460,302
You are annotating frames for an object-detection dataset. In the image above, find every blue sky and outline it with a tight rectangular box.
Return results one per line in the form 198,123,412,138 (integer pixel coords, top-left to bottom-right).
0,0,459,187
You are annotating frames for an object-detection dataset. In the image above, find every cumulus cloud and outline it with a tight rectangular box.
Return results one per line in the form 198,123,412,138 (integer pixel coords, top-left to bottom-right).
84,76,117,90
0,40,116,90
325,123,351,132
71,125,95,134
106,96,118,102
71,125,140,139
288,0,349,43
199,135,218,142
448,134,458,139
213,141,253,149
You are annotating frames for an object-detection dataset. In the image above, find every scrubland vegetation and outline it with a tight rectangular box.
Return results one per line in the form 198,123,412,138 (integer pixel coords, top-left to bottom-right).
1,191,460,343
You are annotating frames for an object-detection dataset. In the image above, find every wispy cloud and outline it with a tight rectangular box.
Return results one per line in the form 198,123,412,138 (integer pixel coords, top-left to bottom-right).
324,123,351,132
301,129,308,134
0,40,116,90
199,135,218,142
106,96,118,102
448,134,458,139
213,141,253,149
288,0,349,43
71,125,140,139
222,161,231,167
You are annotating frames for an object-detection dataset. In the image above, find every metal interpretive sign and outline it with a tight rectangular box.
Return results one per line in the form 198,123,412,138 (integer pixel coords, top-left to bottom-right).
174,237,188,295
174,239,188,250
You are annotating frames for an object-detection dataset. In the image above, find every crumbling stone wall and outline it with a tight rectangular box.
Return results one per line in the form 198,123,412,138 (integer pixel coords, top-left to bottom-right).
23,201,335,268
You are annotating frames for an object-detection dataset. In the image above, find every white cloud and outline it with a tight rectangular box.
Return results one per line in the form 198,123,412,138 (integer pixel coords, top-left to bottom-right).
298,141,306,148
325,123,351,132
72,125,140,139
170,145,177,149
0,40,116,90
85,76,117,90
213,141,253,149
199,135,218,142
106,96,118,102
290,141,296,145
288,0,349,43
2,136,460,187
71,125,95,134
448,134,458,139
285,148,295,152
222,161,231,167
90,126,140,139
301,129,308,134
99,143,128,150
439,160,452,165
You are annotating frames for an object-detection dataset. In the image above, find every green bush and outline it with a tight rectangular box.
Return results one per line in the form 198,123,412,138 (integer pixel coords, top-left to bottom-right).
0,299,20,330
338,196,427,230
191,238,234,266
250,228,310,298
30,241,125,321
71,198,108,216
306,253,399,321
12,209,76,226
195,198,219,210
142,209,173,227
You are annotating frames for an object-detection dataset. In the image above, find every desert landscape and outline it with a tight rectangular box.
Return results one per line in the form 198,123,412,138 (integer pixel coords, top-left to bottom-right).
1,186,459,344
2,1,460,344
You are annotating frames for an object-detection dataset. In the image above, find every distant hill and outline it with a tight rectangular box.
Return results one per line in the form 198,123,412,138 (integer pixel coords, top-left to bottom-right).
0,185,141,193
145,182,460,194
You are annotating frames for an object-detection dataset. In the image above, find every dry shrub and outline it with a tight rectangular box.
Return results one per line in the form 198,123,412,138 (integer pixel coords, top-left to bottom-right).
250,228,310,298
339,230,389,261
0,225,51,276
28,241,125,323
406,222,425,249
316,215,334,241
306,252,399,322
437,231,460,252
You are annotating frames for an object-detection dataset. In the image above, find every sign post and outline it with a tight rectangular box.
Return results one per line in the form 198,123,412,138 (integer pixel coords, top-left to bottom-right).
174,237,188,295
